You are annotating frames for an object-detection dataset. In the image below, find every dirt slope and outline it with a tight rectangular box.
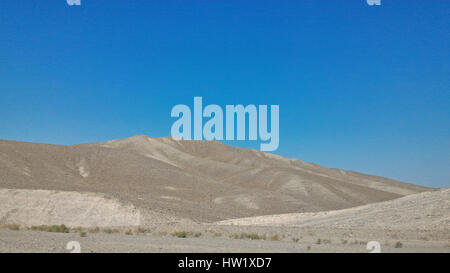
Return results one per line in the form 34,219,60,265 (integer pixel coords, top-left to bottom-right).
216,189,450,230
0,189,142,227
0,135,432,223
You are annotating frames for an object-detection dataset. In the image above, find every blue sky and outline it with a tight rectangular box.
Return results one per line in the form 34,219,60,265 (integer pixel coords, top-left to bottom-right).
0,0,448,188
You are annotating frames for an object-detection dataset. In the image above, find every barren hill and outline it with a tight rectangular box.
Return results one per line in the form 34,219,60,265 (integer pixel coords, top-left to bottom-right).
216,188,450,230
0,135,432,224
0,189,142,227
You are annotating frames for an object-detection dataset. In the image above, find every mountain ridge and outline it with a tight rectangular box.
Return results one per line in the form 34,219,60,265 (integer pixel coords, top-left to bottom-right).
0,135,432,223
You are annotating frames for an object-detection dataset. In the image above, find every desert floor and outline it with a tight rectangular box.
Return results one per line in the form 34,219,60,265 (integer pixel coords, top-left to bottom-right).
1,224,448,253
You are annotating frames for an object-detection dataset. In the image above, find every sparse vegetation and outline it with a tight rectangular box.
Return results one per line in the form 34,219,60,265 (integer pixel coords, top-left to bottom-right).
395,241,403,248
102,227,120,234
124,229,134,235
292,237,300,243
102,228,113,234
341,239,348,245
88,227,100,233
25,225,126,235
270,234,280,241
30,224,70,233
245,233,265,240
169,230,202,238
171,231,188,238
2,224,20,231
230,233,239,239
136,226,151,234
316,238,321,244
72,227,84,232
230,233,266,240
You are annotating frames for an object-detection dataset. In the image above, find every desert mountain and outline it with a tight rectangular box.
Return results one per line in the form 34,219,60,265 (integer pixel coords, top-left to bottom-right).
0,135,432,224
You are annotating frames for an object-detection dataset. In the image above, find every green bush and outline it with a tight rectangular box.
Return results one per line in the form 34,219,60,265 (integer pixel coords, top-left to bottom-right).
31,224,70,233
171,231,188,238
230,233,266,240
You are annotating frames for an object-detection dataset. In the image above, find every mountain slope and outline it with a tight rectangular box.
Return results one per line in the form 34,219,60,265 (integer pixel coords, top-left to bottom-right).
216,188,450,230
0,135,432,223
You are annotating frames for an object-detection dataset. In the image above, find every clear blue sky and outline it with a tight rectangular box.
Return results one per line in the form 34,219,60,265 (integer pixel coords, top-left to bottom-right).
0,0,448,188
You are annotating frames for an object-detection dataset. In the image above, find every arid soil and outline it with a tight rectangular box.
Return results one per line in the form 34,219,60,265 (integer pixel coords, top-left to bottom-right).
216,189,450,230
0,136,447,253
0,225,448,253
0,136,430,223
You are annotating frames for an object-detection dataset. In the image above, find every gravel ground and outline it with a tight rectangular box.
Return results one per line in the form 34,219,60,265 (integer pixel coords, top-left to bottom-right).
0,226,448,253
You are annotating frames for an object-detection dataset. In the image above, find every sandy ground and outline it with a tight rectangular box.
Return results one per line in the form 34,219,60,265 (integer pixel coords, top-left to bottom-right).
0,226,448,253
0,187,448,253
1,188,446,253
